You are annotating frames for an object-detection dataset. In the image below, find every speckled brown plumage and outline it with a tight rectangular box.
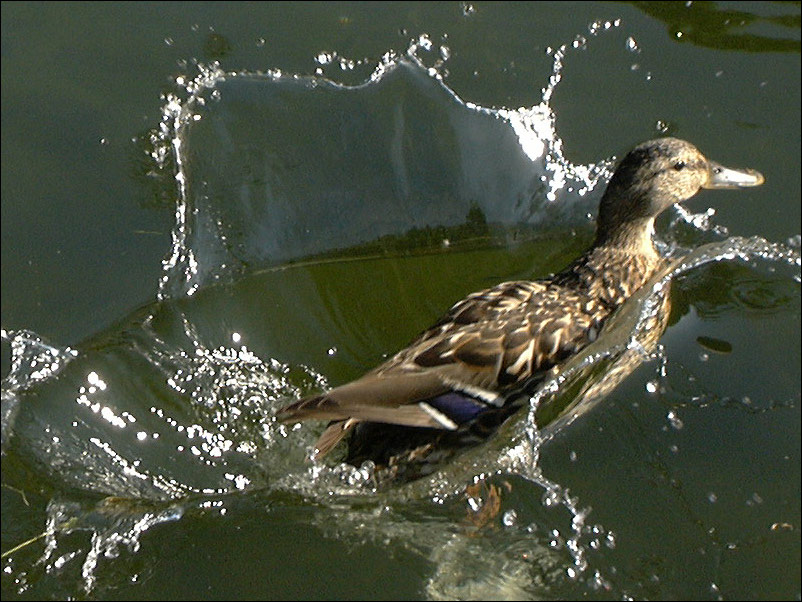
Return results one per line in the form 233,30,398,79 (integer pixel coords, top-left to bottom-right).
276,137,764,479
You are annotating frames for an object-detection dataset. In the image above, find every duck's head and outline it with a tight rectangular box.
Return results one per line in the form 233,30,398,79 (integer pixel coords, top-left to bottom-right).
595,137,764,247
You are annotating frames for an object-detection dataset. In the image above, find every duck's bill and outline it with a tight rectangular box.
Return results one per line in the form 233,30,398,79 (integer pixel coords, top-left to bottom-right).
704,161,765,189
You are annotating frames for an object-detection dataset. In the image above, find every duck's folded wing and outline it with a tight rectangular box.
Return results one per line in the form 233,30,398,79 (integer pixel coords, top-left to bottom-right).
275,371,456,429
277,368,498,460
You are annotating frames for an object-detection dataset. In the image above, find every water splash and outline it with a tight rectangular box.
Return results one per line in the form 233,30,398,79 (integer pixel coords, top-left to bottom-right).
147,29,620,302
1,329,77,453
39,498,184,594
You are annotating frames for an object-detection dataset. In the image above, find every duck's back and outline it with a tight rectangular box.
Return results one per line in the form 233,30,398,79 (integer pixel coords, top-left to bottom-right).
380,278,607,390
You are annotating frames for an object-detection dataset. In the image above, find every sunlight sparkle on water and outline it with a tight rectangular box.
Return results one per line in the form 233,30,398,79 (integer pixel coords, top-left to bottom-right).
87,371,106,390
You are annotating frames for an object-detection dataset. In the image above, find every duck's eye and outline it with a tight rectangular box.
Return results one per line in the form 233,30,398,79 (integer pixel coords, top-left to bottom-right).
674,161,686,171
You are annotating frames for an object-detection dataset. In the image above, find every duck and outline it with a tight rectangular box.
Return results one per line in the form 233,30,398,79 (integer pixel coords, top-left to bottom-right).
276,137,764,482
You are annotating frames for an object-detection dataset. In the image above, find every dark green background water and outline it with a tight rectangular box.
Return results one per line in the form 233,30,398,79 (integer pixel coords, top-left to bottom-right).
2,2,800,600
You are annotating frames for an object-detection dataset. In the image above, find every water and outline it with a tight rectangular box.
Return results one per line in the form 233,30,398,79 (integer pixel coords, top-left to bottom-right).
2,3,800,600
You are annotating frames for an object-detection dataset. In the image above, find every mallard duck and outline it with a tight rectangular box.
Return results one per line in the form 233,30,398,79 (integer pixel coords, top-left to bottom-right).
276,137,763,480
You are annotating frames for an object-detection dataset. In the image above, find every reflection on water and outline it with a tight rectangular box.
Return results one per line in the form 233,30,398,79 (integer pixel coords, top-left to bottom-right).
628,1,801,53
2,18,800,601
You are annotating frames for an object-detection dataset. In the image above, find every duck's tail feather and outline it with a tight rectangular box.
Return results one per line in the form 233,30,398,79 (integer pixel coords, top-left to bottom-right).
313,418,359,460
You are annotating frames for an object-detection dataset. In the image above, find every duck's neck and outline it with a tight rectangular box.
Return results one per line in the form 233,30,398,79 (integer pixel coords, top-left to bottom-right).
593,216,658,255
554,217,664,310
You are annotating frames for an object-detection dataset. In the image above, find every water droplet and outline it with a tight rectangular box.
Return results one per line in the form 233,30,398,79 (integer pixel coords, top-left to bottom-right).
645,380,659,394
591,570,611,591
542,489,560,507
626,36,639,52
327,347,337,356
667,410,683,430
502,509,517,527
708,492,718,503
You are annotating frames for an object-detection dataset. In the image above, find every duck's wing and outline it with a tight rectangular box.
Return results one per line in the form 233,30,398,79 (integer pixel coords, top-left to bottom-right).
276,280,602,446
276,370,458,428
